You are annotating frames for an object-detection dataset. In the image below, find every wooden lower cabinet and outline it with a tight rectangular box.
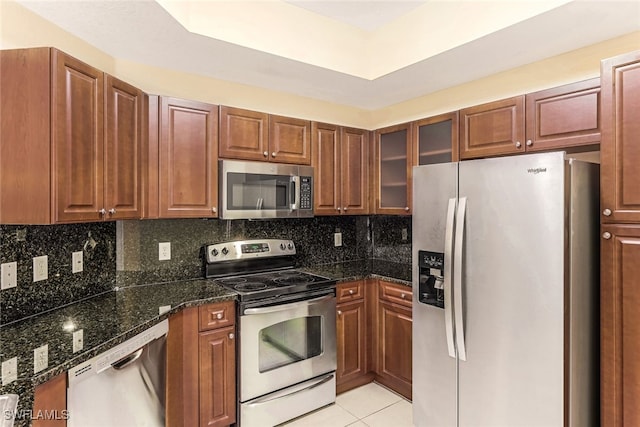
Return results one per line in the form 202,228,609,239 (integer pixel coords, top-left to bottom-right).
375,281,412,400
336,280,375,393
167,301,236,427
601,225,640,427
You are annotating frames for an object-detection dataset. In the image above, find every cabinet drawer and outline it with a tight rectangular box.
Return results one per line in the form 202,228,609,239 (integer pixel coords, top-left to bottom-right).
199,300,235,331
337,281,364,303
379,281,412,308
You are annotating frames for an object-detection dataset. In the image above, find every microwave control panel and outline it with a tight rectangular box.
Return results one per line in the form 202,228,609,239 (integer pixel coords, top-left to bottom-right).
300,176,312,210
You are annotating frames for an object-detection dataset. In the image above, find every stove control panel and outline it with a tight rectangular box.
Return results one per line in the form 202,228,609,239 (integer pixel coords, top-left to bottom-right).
205,239,296,263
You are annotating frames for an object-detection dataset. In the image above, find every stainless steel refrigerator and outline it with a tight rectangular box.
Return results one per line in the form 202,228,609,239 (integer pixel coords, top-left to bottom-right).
412,151,599,426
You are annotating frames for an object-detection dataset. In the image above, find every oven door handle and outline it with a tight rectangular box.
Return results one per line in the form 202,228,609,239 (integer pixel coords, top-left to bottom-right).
243,294,334,315
247,373,334,405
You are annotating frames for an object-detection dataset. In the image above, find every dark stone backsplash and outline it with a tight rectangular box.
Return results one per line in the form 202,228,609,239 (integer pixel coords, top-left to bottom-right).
0,223,116,325
1,215,411,324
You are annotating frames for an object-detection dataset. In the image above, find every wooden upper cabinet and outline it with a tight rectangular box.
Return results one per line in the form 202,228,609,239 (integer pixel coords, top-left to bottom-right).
525,78,601,152
53,51,105,223
158,97,219,218
601,50,640,223
374,123,412,215
0,48,143,224
219,106,311,164
311,123,369,215
601,224,640,427
461,80,602,160
104,75,143,220
459,96,525,159
219,106,268,161
269,115,311,164
413,112,459,165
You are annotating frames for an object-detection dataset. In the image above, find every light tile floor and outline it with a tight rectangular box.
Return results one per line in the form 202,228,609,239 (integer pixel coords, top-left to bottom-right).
281,382,413,427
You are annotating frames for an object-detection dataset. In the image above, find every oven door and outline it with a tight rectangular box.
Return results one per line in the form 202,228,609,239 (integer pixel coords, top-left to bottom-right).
239,293,336,402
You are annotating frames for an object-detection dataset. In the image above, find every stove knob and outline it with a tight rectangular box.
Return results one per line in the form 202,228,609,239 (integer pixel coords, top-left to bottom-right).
280,243,286,250
287,243,294,250
221,247,229,255
211,248,219,257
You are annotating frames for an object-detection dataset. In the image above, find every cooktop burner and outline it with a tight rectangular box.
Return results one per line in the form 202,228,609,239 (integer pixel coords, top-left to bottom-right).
203,239,336,302
214,269,334,301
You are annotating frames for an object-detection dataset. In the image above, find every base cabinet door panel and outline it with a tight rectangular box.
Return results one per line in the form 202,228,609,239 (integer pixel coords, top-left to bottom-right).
377,301,412,400
336,299,367,392
602,225,640,427
199,326,236,427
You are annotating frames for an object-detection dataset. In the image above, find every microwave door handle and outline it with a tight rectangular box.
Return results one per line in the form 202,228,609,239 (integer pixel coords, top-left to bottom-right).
290,176,300,210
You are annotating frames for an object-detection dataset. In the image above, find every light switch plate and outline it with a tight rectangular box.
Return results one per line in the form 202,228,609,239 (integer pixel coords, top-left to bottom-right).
34,344,48,374
2,357,17,386
73,329,84,353
401,228,408,241
72,251,83,273
334,232,342,247
159,242,171,261
1,262,17,290
33,255,48,282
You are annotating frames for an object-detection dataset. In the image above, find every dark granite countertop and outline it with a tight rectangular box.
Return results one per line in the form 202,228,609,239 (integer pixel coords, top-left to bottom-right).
0,261,411,426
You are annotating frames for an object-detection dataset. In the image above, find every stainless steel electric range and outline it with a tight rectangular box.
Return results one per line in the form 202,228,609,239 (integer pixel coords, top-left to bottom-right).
203,239,337,427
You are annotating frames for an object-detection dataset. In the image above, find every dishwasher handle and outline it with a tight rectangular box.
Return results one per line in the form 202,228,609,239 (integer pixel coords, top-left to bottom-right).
111,348,144,370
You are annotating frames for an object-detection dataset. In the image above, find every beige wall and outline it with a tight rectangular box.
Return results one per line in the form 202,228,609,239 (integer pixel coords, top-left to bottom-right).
1,1,638,130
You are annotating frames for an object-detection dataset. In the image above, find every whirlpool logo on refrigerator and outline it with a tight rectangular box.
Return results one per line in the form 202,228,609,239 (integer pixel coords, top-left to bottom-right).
527,167,548,174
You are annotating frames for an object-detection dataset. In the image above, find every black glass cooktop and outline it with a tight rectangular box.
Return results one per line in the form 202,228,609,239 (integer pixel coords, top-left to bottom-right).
214,269,335,301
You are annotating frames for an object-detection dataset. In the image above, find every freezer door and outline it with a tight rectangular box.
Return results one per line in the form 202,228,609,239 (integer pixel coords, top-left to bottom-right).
412,162,458,427
457,152,566,426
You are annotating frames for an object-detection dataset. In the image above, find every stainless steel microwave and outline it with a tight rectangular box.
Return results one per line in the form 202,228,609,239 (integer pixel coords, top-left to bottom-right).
219,160,314,219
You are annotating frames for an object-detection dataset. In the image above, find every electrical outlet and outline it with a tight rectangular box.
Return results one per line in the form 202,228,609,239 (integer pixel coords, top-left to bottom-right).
73,329,84,353
2,357,17,386
1,262,17,290
159,305,171,315
72,251,83,273
159,242,171,261
33,344,48,374
402,228,408,241
334,232,342,247
33,255,48,282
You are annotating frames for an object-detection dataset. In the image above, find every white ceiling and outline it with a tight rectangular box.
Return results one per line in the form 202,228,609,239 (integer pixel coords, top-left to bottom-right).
16,0,640,110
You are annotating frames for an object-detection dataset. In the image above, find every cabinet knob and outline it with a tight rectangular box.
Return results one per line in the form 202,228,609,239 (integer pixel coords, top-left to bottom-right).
337,310,342,316
603,232,612,240
212,207,217,213
336,207,341,211
108,208,116,215
98,209,106,216
401,293,406,299
272,152,277,158
263,151,268,157
405,207,410,211
349,289,354,295
515,141,522,148
603,208,612,216
343,207,348,211
228,333,234,340
216,313,223,320
526,140,533,147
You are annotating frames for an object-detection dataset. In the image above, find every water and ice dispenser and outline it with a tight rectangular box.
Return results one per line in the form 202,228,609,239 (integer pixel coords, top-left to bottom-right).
418,250,445,308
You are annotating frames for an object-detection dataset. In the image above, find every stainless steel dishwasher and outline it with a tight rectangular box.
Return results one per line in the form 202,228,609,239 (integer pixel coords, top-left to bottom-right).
67,320,168,427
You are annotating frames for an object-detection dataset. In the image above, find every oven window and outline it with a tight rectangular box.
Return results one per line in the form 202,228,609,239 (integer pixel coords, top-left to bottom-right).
228,172,290,210
258,316,323,373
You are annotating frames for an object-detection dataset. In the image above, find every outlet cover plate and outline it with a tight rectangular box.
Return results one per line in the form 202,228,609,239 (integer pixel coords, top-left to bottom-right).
34,344,48,373
33,255,48,282
159,242,171,261
1,262,17,290
73,329,84,353
2,357,17,386
72,251,83,273
334,232,342,247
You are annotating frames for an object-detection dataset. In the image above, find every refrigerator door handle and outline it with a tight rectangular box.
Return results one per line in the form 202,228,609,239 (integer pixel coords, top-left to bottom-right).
444,198,456,359
454,197,467,361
